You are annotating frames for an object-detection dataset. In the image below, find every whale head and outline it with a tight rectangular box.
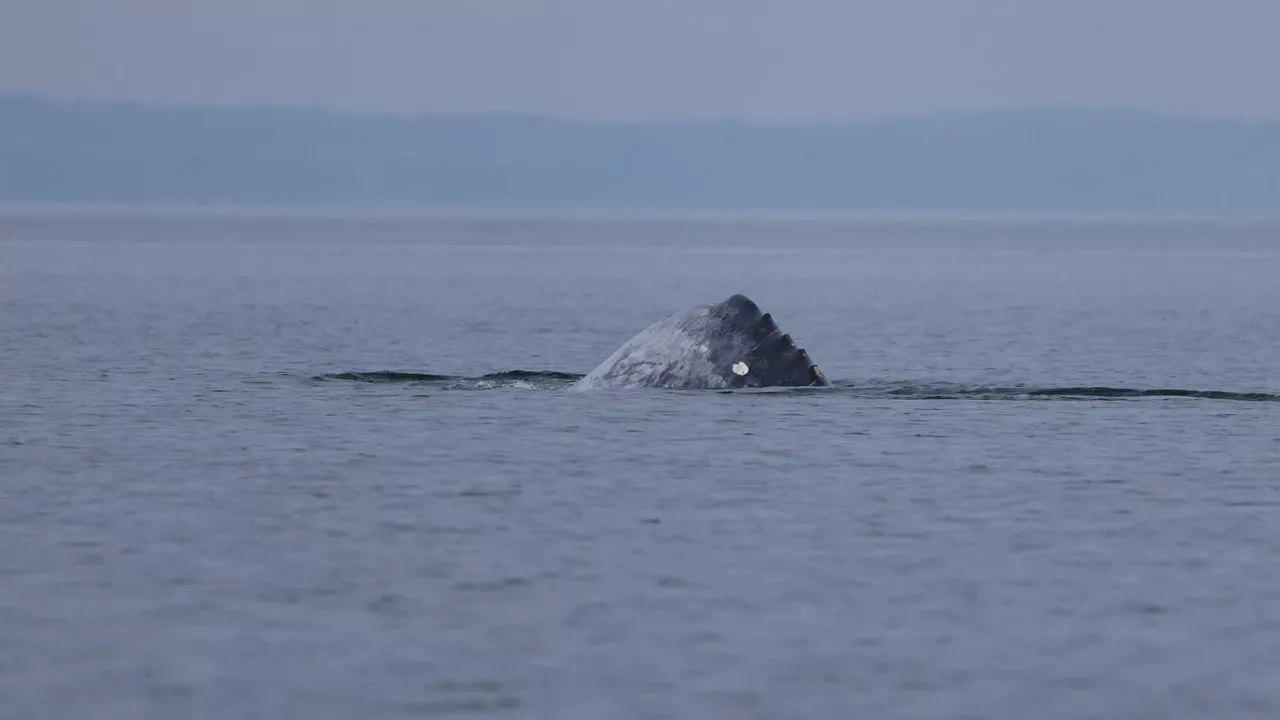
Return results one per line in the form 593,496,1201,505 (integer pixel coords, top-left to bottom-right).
714,294,829,389
576,293,829,390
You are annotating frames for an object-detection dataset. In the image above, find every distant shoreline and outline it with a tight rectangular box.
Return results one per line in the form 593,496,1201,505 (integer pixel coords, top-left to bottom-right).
5,92,1280,219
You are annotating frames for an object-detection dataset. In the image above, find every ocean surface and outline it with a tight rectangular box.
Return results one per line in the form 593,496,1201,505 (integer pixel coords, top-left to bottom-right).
2,210,1279,720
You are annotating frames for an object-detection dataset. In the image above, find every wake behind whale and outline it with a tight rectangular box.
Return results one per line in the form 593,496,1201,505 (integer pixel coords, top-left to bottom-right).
574,294,829,390
312,370,1280,402
310,293,1278,401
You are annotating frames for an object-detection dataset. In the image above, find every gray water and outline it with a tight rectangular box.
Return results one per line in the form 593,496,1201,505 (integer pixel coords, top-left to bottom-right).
2,210,1279,720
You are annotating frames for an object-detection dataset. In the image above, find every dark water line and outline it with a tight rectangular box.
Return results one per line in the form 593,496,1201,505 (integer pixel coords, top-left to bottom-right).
845,382,1280,402
313,370,584,383
316,371,457,382
310,370,1279,402
1024,386,1280,402
915,388,1277,403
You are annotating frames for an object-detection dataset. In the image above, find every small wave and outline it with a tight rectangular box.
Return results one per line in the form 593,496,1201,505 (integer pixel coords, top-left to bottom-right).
478,370,583,381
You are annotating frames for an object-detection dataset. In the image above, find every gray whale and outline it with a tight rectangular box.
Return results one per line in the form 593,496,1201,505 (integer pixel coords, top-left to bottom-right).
575,294,828,390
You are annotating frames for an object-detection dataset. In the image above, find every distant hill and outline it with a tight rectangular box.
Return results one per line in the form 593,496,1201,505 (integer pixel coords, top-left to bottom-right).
2,92,1279,215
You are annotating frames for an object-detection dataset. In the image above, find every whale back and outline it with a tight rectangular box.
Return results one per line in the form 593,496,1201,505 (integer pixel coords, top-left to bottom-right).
575,294,828,390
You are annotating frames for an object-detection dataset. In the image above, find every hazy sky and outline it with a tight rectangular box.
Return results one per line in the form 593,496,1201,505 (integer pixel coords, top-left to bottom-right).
2,0,1278,121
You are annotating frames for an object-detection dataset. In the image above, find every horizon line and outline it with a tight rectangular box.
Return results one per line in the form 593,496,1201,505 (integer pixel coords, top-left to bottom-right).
4,89,1278,128
5,202,1280,227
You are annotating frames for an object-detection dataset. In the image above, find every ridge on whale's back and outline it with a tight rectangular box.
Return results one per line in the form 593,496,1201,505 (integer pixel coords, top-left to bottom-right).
575,293,828,390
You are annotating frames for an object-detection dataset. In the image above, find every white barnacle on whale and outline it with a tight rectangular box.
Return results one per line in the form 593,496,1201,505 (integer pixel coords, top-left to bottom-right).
731,361,749,376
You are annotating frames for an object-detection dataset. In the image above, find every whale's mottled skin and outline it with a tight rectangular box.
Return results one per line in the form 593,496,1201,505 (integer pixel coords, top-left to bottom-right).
575,294,828,390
